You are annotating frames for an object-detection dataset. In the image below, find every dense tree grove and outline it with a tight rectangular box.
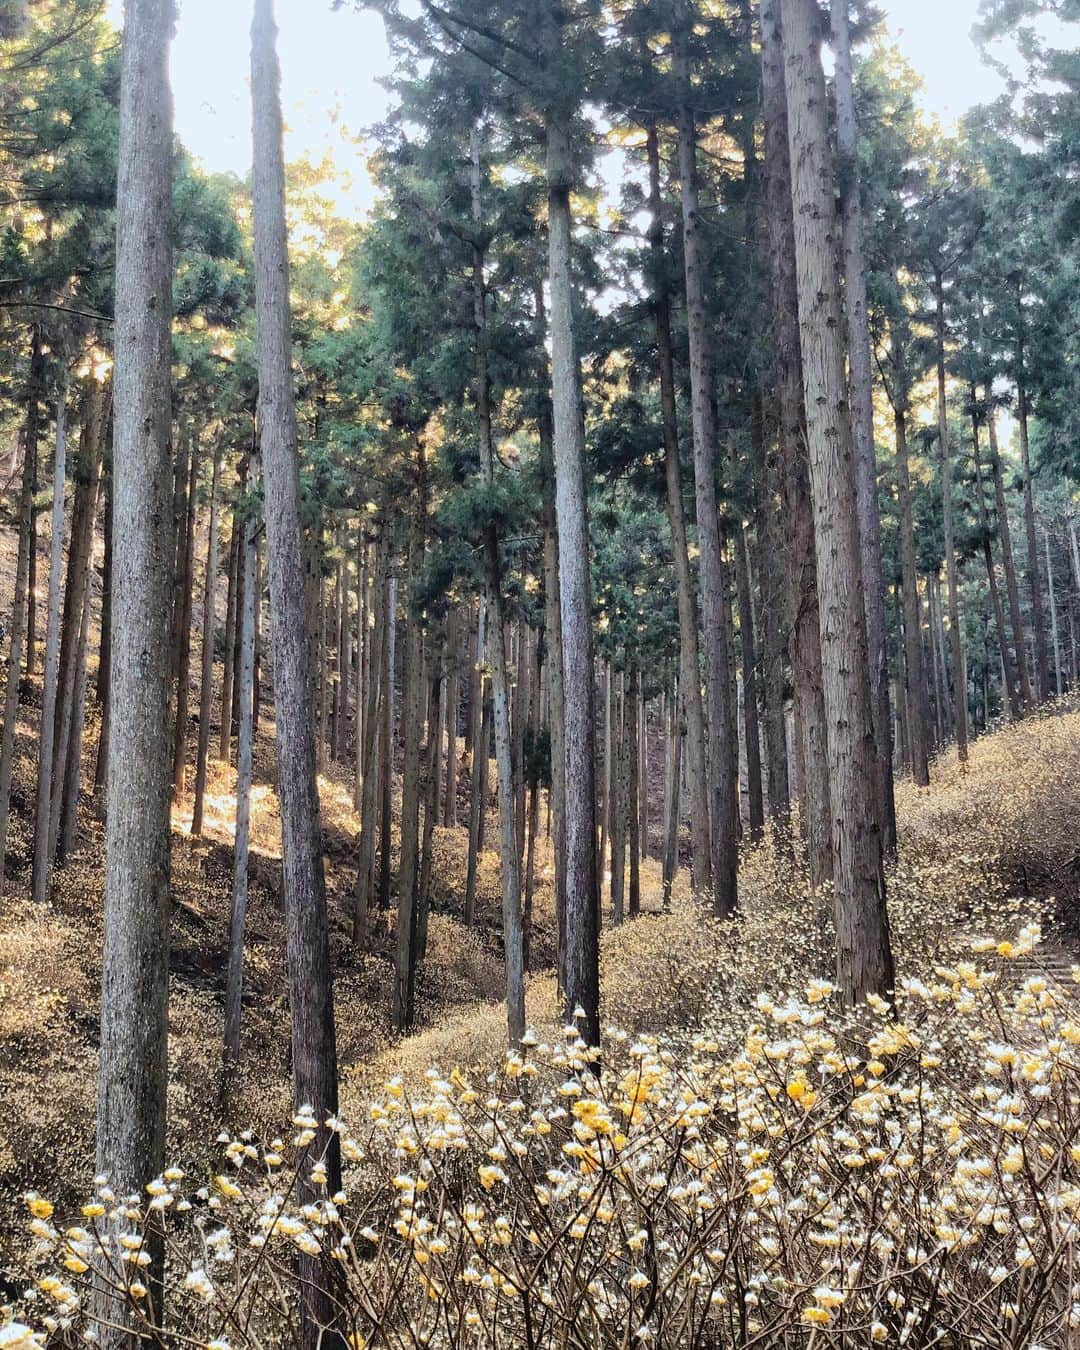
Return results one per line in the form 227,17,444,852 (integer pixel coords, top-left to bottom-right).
1,0,1079,1344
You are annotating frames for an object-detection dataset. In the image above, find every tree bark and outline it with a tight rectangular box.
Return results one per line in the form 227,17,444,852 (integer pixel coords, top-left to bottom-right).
223,478,258,1075
628,663,641,918
831,0,895,850
673,7,738,917
544,11,600,1043
171,430,200,799
986,395,1032,709
0,419,35,888
893,385,932,785
31,392,68,904
934,269,969,762
393,530,425,1034
192,444,222,836
250,11,342,1343
781,0,895,1004
95,1,175,1331
759,0,831,887
971,398,1021,721
734,523,765,838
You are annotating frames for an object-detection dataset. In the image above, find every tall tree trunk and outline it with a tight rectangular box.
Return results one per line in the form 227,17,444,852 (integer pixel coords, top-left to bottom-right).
0,420,35,888
662,683,682,911
537,374,567,991
609,671,626,926
749,396,790,822
192,445,222,836
31,393,68,904
250,11,342,1346
394,531,425,1034
464,602,487,930
892,341,931,784
934,269,969,762
628,663,641,918
377,574,396,915
1046,526,1061,698
986,396,1031,709
759,0,831,888
219,507,239,761
223,481,258,1075
354,529,386,942
971,399,1021,721
832,0,895,851
471,130,525,1041
673,7,738,916
544,10,600,1043
93,463,113,803
781,0,894,1004
171,431,199,799
95,0,174,1332
734,523,765,838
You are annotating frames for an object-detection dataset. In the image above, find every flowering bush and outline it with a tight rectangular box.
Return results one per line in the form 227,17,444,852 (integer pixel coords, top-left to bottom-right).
10,917,1080,1348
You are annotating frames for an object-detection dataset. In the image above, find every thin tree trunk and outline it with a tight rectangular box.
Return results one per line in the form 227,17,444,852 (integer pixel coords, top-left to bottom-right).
832,0,895,850
95,0,174,1330
674,8,738,917
464,602,487,929
219,507,239,761
1046,526,1061,698
1017,345,1050,703
377,575,396,915
192,444,222,836
251,12,342,1345
355,529,385,942
662,683,682,911
93,464,113,803
171,430,200,799
781,0,894,1004
394,529,425,1034
935,269,968,761
972,399,1021,720
0,421,35,888
645,123,712,891
609,671,626,926
628,663,641,918
31,392,68,905
986,395,1032,709
892,350,932,783
223,479,258,1075
734,523,765,838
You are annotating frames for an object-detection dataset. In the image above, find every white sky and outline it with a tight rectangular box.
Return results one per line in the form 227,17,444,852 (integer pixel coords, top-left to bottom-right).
102,0,1047,213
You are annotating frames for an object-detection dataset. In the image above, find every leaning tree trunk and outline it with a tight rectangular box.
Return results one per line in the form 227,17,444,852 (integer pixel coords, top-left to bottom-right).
935,270,969,762
95,0,175,1334
250,6,342,1345
674,9,738,917
832,0,895,850
544,10,600,1044
781,0,894,1005
759,0,831,887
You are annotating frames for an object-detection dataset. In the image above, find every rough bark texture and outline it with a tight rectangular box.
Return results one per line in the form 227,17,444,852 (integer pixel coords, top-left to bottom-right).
95,1,175,1332
192,445,222,836
971,401,1021,721
734,523,765,838
472,129,525,1043
892,377,932,786
251,6,342,1342
673,9,738,917
935,272,969,762
781,0,895,1004
645,122,712,891
171,431,200,798
759,0,831,887
1017,360,1050,703
832,0,895,850
986,398,1031,709
31,393,68,905
545,13,600,1044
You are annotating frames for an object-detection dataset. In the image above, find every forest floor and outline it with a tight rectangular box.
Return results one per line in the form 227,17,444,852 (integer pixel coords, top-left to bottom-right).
1,541,1079,1287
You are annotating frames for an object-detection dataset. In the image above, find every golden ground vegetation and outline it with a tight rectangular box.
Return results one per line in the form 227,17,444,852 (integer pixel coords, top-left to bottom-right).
1,704,1079,1345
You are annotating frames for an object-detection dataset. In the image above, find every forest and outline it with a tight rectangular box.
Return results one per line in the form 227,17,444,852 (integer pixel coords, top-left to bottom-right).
1,0,1079,1345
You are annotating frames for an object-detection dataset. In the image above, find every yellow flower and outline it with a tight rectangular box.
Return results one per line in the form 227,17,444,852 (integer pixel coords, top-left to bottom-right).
24,1195,53,1220
215,1175,242,1200
801,1307,833,1325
